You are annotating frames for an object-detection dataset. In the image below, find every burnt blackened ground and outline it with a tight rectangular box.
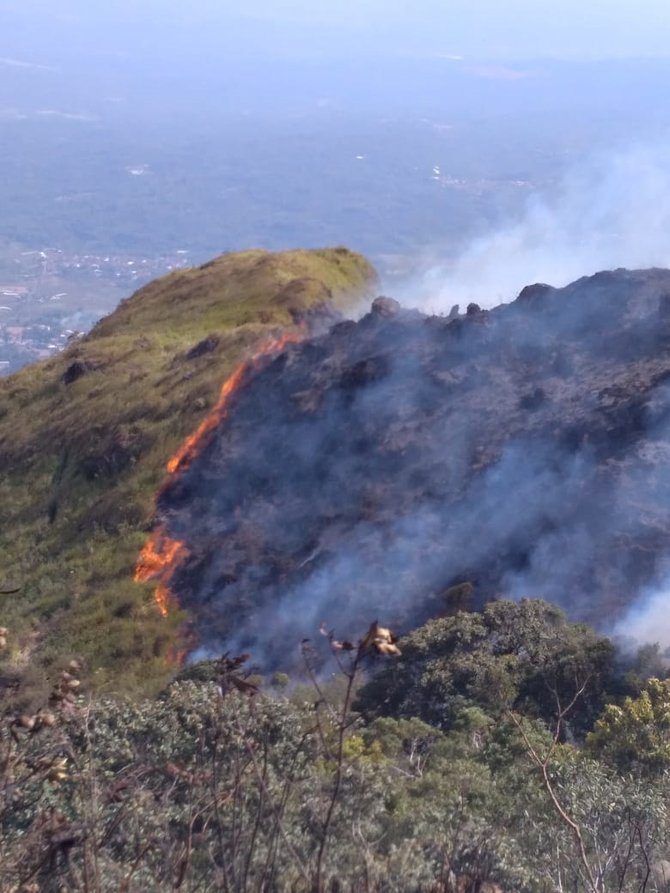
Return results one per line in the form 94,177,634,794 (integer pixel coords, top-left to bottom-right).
157,269,670,666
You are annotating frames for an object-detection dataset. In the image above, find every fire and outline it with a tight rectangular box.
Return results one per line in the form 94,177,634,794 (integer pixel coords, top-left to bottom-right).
166,363,246,475
166,329,304,477
134,328,305,620
133,530,188,617
155,584,171,619
134,531,187,584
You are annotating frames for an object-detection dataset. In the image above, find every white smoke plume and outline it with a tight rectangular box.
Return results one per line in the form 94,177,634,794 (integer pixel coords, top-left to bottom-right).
154,142,670,666
401,142,670,312
613,583,670,652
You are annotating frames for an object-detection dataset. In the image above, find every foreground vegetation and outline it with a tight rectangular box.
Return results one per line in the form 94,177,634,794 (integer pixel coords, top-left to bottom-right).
0,248,376,698
2,599,670,892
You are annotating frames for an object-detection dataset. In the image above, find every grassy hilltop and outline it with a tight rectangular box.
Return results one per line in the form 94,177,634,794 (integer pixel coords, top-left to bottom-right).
0,247,377,700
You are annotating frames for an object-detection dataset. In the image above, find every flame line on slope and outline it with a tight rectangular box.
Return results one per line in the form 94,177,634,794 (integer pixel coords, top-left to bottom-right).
166,327,306,477
133,327,306,622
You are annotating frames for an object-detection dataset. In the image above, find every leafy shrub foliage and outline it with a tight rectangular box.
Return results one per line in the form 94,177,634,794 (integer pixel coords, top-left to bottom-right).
355,600,615,736
2,604,670,891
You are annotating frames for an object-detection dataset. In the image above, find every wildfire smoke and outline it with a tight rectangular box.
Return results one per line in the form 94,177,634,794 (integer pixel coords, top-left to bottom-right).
134,327,306,620
166,327,306,477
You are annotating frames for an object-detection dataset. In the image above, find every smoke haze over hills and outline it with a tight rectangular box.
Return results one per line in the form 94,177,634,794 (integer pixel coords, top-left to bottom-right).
6,0,670,61
142,269,670,666
403,142,670,313
5,0,670,669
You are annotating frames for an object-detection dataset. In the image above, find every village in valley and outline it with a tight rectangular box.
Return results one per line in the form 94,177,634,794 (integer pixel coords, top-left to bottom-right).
0,245,192,374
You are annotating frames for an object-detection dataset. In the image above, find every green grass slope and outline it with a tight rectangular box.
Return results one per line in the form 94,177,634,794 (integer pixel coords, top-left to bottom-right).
0,247,377,700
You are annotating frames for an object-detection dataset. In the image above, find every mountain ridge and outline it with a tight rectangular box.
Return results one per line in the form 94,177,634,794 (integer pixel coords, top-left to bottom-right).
0,247,376,700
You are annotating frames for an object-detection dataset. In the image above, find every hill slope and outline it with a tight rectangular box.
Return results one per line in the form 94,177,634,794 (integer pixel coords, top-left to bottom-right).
0,247,377,698
146,268,670,667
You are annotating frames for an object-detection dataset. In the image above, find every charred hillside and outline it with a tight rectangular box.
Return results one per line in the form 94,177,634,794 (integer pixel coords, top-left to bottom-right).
0,247,377,697
153,268,670,665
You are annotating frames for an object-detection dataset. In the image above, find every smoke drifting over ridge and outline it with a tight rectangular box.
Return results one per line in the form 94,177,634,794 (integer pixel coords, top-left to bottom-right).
404,143,670,313
146,268,670,666
616,579,670,651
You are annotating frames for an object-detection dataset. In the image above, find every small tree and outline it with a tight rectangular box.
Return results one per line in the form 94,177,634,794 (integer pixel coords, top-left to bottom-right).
586,677,670,776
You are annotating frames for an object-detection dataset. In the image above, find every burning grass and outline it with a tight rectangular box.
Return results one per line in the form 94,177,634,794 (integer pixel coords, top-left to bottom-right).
0,248,376,699
134,329,307,621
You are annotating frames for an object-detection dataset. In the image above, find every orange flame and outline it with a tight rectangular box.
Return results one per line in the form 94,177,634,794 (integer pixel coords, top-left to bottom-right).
134,328,305,620
133,530,188,617
166,329,304,476
134,531,187,584
155,584,171,619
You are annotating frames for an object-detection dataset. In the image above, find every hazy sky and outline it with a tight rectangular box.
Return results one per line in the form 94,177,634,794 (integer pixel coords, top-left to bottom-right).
4,0,670,61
